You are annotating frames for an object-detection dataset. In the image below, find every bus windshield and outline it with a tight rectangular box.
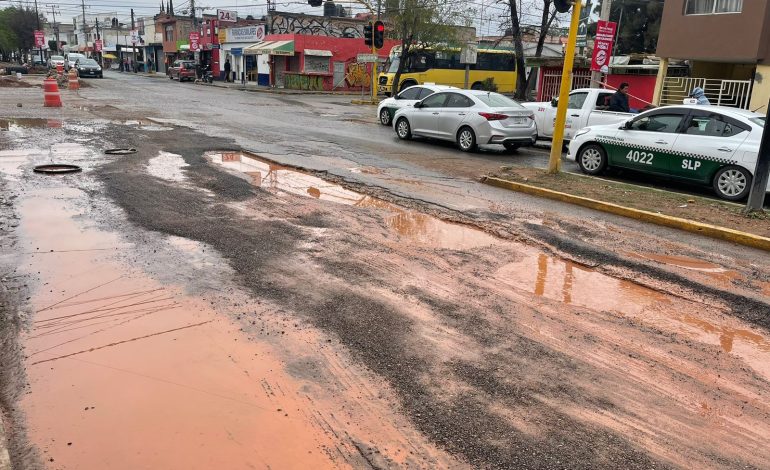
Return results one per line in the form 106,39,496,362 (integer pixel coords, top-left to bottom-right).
388,58,400,74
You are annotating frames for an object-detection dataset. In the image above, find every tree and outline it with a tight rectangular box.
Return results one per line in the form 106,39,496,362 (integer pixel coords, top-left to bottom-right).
588,0,663,55
0,6,46,60
499,0,563,100
386,0,476,96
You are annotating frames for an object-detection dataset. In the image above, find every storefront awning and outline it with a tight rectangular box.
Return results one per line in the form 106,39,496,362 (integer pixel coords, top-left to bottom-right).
243,40,295,56
304,49,332,57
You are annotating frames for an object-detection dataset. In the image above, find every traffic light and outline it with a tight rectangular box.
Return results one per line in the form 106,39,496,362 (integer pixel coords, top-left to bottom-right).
373,21,384,49
308,0,322,6
554,0,572,13
363,22,373,47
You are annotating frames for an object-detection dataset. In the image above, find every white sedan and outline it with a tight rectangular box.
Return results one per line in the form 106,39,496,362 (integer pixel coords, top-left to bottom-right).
568,105,769,201
377,84,457,126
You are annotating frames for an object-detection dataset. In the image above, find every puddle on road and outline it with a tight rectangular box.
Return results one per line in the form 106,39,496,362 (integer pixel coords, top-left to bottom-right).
17,188,347,469
147,151,189,183
0,118,62,130
209,151,500,250
495,251,770,378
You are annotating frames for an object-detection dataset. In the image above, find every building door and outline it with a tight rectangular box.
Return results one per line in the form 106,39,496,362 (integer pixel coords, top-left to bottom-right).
274,56,286,87
333,61,345,88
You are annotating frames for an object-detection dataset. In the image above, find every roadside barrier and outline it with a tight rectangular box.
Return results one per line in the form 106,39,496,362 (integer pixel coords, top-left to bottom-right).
43,78,62,107
68,68,79,91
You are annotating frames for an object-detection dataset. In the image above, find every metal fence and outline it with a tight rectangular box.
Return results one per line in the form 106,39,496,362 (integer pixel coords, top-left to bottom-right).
537,68,592,101
661,77,752,109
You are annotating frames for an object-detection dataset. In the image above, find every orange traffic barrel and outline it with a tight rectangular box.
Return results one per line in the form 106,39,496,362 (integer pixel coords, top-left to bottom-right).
43,78,62,107
56,63,64,75
68,68,79,91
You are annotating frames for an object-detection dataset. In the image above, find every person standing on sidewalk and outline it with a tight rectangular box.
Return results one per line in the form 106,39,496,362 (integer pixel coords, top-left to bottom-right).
224,59,231,83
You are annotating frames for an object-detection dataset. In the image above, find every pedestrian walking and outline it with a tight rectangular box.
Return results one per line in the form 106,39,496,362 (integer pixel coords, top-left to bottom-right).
148,57,154,73
224,59,231,83
609,82,630,113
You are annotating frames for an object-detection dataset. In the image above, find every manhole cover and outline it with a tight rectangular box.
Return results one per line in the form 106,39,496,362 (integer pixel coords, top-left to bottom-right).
105,148,137,155
33,164,82,174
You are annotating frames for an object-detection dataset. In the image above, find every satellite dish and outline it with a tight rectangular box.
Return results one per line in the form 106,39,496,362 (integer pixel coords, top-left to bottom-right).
554,0,572,13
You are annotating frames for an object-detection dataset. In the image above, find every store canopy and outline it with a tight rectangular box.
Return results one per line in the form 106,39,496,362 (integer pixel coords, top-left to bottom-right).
243,40,295,56
103,53,118,59
304,49,332,57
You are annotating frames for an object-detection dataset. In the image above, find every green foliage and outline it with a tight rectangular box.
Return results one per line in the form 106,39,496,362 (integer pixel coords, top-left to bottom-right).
588,0,664,55
480,77,498,92
0,6,46,56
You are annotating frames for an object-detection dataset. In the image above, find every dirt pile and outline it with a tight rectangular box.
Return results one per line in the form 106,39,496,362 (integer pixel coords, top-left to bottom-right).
0,78,34,88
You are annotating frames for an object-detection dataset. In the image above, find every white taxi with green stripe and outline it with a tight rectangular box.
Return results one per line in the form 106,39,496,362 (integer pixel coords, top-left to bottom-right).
568,105,769,201
377,84,457,126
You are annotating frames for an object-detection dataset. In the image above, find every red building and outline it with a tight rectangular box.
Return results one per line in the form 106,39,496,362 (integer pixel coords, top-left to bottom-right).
245,34,400,91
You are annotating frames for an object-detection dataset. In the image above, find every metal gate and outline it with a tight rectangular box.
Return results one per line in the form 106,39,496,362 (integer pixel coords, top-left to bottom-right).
332,62,346,89
661,77,751,109
537,67,592,101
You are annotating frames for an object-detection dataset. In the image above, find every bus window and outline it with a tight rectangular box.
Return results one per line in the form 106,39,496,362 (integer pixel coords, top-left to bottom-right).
408,54,430,73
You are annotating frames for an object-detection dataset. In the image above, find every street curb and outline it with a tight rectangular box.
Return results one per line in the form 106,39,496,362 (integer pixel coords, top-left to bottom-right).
481,176,770,252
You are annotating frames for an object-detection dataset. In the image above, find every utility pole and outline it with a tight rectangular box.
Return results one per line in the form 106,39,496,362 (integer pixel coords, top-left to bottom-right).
131,8,136,72
80,0,89,57
590,0,612,88
49,5,60,54
95,18,103,69
33,0,42,64
746,99,770,212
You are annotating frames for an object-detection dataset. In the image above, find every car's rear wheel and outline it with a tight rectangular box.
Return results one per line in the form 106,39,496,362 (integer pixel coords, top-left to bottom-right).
713,165,752,201
396,118,411,140
503,142,521,152
577,144,607,175
379,108,392,126
457,127,477,152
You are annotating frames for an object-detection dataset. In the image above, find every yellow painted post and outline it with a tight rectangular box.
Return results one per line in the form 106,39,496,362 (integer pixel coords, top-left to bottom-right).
652,57,669,106
372,43,377,103
548,0,583,174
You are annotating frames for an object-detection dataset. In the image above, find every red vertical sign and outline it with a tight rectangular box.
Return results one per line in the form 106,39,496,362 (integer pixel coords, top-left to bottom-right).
591,20,617,73
94,40,103,52
34,30,45,48
189,32,200,52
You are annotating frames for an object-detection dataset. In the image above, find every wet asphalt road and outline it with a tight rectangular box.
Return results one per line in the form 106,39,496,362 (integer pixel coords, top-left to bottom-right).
1,73,770,469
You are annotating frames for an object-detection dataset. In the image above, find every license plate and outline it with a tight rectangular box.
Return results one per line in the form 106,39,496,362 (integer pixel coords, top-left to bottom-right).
504,117,526,127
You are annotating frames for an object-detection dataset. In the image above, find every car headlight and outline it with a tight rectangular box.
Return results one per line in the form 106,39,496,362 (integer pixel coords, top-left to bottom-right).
574,128,591,138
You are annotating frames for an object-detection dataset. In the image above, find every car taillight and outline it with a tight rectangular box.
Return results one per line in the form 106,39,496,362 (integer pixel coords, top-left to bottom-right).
478,112,508,121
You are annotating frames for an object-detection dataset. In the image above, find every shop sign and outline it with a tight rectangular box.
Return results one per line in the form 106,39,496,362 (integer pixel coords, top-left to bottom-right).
34,30,45,48
225,25,265,43
590,20,617,73
94,39,103,52
189,32,200,51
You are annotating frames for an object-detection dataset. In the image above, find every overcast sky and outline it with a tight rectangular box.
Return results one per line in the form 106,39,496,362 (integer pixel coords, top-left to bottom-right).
0,0,572,37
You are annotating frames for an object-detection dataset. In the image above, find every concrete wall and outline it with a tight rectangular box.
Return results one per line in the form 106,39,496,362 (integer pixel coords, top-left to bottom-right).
657,0,770,63
750,64,770,113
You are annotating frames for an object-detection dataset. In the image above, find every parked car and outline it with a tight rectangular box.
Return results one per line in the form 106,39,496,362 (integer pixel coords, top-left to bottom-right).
377,84,457,126
569,105,769,201
393,90,537,152
64,53,87,70
75,59,103,78
48,55,66,69
168,60,197,82
523,88,635,142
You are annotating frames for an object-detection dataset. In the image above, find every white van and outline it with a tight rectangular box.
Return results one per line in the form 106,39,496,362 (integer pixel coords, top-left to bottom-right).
64,53,87,70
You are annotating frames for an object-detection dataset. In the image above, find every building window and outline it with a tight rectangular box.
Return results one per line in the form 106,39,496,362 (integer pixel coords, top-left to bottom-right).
304,55,330,74
165,25,174,42
685,0,742,15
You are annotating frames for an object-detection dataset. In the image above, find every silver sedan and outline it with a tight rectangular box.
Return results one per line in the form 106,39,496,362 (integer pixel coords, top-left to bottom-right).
392,90,537,152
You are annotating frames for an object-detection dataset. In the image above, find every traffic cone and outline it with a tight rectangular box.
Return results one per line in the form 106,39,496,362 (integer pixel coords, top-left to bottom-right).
43,78,62,108
68,68,79,91
56,63,64,75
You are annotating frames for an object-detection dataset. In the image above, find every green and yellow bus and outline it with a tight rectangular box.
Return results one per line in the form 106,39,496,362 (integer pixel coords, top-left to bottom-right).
378,46,517,96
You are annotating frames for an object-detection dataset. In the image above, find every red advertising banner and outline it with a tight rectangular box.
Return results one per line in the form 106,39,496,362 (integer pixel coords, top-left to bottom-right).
94,40,103,52
590,20,617,73
34,30,45,48
189,32,200,52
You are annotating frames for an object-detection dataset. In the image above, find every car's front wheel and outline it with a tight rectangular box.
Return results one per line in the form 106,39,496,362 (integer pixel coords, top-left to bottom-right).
379,108,392,126
577,143,607,175
457,127,477,152
713,165,752,201
396,118,411,140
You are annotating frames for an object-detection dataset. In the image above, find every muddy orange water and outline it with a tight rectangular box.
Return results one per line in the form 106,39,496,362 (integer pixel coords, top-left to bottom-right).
18,186,458,469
